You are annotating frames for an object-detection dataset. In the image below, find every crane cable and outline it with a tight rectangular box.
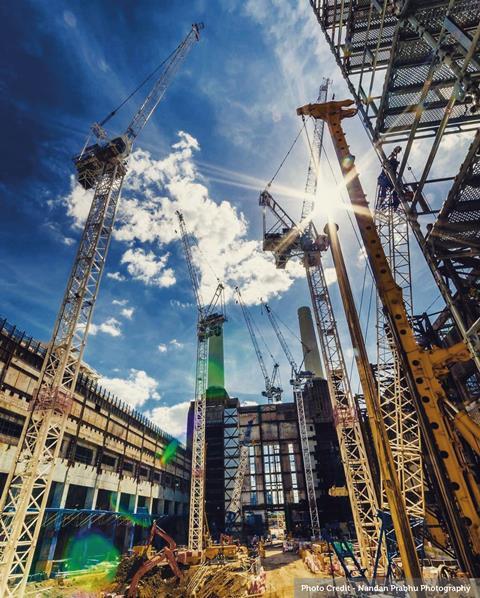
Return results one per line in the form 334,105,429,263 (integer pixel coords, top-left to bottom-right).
264,121,307,191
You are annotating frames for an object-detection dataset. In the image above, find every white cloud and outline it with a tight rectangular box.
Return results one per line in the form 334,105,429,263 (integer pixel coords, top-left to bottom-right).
170,299,193,309
114,134,304,305
63,175,94,228
240,400,259,407
158,344,168,353
121,248,176,288
357,246,367,265
324,267,337,286
121,307,135,319
169,339,184,349
107,271,126,281
61,130,304,306
99,368,160,408
89,317,122,337
145,401,191,441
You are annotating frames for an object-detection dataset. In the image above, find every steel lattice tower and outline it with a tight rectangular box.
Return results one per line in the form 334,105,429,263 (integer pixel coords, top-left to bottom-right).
374,191,425,520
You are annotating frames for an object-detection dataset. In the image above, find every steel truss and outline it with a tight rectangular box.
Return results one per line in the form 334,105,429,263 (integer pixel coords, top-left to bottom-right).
309,0,480,376
188,322,209,551
0,163,125,597
225,419,254,535
374,191,425,520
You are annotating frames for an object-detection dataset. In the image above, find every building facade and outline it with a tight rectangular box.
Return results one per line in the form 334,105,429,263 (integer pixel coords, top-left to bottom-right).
0,317,190,576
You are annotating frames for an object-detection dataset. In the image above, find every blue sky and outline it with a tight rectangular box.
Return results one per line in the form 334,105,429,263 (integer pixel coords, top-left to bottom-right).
1,0,447,439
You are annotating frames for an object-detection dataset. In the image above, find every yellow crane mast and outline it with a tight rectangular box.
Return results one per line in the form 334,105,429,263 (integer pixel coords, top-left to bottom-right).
297,99,480,577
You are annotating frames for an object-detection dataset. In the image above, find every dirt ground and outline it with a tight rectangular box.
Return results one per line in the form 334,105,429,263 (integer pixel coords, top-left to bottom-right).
261,544,319,598
27,545,323,597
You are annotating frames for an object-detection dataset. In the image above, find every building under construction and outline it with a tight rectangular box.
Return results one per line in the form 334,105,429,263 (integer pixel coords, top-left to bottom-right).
1,3,480,596
0,317,190,578
187,307,352,543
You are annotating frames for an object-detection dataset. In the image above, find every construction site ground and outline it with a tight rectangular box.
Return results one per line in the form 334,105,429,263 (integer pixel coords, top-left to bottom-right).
25,542,332,597
262,544,319,597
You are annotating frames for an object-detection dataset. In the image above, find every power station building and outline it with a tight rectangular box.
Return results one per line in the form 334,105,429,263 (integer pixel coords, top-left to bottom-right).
0,316,190,577
187,306,352,540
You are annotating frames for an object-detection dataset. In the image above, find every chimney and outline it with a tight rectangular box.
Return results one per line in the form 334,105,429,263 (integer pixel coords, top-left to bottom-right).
297,306,325,379
207,327,227,400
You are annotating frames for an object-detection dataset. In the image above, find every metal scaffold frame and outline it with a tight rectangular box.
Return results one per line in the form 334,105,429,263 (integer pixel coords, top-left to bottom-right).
309,0,480,377
374,188,425,520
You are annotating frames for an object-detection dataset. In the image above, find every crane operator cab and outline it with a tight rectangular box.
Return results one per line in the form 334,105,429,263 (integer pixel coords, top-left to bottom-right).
73,134,132,190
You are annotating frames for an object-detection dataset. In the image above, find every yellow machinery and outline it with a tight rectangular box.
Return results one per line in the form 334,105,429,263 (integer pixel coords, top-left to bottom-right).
297,99,480,577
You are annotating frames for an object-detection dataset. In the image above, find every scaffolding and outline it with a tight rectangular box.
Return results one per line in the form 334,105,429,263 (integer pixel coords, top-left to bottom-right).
309,0,480,378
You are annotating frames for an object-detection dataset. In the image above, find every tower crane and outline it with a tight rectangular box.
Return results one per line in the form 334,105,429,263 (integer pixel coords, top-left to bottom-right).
260,192,420,579
175,211,226,552
296,99,480,577
261,302,321,539
234,287,282,403
259,124,381,571
0,24,203,597
225,419,254,535
375,148,425,521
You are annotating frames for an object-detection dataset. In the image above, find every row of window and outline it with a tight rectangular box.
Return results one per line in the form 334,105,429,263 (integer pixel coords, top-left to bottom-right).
69,444,187,491
248,443,299,506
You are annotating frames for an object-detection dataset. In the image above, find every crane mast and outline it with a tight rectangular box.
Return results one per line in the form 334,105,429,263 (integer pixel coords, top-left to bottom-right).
296,99,480,576
0,25,203,597
374,165,425,520
262,302,321,539
260,193,381,572
234,288,281,403
176,211,225,552
225,419,254,535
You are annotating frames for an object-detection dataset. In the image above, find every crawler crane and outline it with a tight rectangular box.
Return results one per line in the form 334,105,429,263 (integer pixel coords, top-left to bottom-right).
296,99,480,577
0,24,203,597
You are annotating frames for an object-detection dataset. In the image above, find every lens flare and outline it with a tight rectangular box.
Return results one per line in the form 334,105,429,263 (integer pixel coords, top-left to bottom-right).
160,439,179,465
63,531,119,579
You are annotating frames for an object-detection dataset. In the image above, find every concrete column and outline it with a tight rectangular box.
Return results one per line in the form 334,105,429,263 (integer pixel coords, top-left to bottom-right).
297,306,325,378
85,486,98,510
36,482,69,577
